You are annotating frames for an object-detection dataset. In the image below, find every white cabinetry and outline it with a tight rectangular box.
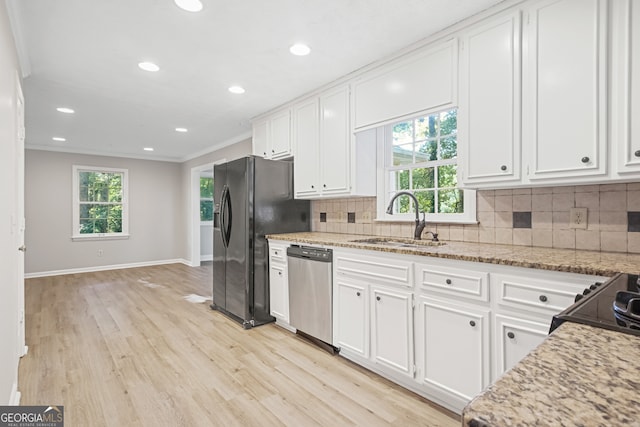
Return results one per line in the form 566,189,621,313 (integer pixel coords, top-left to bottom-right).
330,246,607,415
293,98,320,197
490,269,605,380
612,0,640,175
353,39,458,130
293,85,376,199
459,11,521,186
268,241,291,326
494,314,549,376
334,278,369,358
252,109,293,160
371,286,414,378
333,249,413,380
523,0,608,182
414,259,491,409
416,297,490,403
320,86,351,195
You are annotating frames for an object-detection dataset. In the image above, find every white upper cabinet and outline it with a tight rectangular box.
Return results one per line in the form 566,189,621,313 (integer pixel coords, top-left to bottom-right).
252,120,268,158
458,12,521,186
612,0,640,175
252,108,293,160
293,85,376,199
320,85,351,195
353,39,458,130
523,0,608,182
293,98,320,197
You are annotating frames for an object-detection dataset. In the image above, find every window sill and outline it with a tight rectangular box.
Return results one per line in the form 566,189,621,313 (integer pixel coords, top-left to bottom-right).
71,234,130,242
374,218,479,225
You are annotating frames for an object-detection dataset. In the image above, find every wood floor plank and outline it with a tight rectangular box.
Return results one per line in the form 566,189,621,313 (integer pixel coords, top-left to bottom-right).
19,263,459,426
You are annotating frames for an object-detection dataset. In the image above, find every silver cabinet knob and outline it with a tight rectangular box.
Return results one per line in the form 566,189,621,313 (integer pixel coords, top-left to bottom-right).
581,156,590,164
500,165,507,171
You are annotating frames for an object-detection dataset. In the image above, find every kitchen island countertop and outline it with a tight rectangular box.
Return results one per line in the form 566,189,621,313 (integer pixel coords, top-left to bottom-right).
266,232,640,276
462,322,640,426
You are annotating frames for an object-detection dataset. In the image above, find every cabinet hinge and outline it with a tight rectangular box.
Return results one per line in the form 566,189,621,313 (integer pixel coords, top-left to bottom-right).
412,364,417,378
411,295,416,309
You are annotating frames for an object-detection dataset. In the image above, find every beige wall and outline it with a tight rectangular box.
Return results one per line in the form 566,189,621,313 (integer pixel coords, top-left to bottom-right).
25,150,184,274
0,1,22,404
312,183,640,254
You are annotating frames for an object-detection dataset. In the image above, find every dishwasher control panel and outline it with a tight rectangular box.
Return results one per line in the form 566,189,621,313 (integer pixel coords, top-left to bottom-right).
287,245,332,262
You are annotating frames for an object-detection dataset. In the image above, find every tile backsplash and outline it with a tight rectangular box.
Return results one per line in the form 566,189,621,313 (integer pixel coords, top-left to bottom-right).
310,183,640,254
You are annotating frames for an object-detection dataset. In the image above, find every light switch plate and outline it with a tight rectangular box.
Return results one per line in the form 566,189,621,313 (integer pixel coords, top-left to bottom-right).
569,207,588,229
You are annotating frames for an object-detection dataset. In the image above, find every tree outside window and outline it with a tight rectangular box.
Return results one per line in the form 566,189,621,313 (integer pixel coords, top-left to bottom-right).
200,177,213,221
73,166,129,239
384,109,475,223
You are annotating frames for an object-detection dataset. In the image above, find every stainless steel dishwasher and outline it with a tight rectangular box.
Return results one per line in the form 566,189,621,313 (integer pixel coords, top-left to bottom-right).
287,245,334,349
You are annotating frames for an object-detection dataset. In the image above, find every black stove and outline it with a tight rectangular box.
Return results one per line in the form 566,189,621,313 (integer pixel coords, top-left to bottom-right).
550,273,640,336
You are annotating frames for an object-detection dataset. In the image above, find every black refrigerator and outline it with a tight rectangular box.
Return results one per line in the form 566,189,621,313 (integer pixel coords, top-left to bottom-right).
211,156,310,328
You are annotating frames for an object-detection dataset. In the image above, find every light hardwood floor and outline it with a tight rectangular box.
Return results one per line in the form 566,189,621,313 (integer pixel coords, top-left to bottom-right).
20,263,460,426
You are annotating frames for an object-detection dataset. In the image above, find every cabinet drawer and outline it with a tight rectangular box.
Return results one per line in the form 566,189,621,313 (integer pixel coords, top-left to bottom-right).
493,273,593,314
415,263,489,302
269,245,287,263
335,253,412,288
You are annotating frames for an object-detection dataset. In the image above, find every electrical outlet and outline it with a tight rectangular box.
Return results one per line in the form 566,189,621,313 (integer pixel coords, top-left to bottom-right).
569,208,588,229
361,212,372,223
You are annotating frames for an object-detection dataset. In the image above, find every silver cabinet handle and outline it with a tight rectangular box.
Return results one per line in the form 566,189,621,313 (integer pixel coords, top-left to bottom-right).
18,245,26,252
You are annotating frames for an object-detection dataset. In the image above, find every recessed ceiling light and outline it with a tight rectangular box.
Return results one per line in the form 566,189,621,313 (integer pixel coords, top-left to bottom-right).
138,62,160,72
52,137,66,142
175,127,188,133
174,0,203,12
144,147,154,151
290,43,311,56
228,86,245,94
56,107,75,114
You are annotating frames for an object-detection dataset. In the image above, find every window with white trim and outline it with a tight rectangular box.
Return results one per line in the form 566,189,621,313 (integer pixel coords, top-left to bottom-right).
200,176,213,222
379,109,476,223
72,166,129,239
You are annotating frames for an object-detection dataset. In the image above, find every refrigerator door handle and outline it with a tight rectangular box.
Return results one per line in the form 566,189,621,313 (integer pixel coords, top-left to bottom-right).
220,185,229,248
225,186,232,246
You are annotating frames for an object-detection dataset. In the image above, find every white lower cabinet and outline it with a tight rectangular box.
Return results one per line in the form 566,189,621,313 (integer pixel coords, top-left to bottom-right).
334,278,369,358
416,296,491,406
268,241,291,327
371,286,414,378
330,247,607,415
493,314,549,380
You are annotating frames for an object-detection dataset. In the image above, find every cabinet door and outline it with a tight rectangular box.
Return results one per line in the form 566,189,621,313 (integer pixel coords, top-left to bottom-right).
353,40,457,130
523,0,608,181
613,0,640,173
334,279,369,358
269,109,292,159
293,99,321,198
493,315,551,379
370,287,414,378
459,12,521,186
269,263,289,322
252,120,268,158
320,85,351,195
416,297,490,401
493,315,548,380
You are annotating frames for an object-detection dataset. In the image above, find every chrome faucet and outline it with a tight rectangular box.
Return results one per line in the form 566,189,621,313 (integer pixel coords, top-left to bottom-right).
386,191,426,240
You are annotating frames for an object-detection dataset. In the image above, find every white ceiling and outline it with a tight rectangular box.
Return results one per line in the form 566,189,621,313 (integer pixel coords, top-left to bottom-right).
8,0,505,162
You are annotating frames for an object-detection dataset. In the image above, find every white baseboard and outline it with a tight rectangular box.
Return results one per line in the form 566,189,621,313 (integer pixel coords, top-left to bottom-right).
25,258,191,279
21,346,28,357
9,382,20,405
200,254,213,262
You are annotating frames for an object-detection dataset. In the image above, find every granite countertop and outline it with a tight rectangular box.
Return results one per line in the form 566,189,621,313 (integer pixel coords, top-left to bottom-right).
266,232,640,276
462,322,640,427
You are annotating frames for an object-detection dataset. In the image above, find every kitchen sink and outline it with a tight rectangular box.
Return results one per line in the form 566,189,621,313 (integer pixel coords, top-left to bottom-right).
350,237,446,248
